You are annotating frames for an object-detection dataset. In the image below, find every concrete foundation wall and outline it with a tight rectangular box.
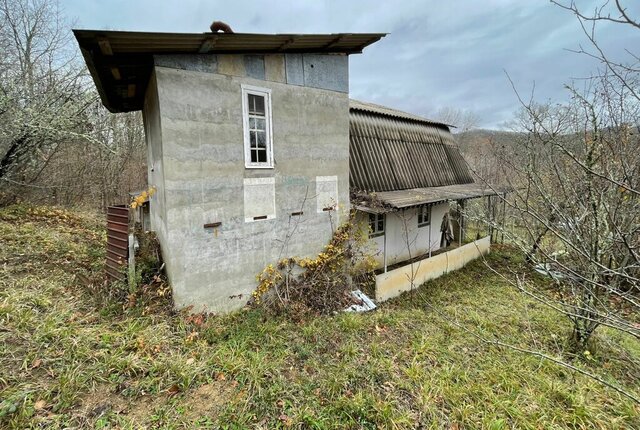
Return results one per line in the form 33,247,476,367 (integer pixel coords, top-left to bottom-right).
150,56,350,313
375,235,491,302
360,203,450,268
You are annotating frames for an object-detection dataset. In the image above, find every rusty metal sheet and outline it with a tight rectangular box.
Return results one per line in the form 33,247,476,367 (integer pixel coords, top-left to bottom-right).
106,205,129,282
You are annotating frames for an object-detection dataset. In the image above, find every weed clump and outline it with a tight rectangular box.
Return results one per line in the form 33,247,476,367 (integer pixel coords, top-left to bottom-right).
106,224,172,313
252,212,376,318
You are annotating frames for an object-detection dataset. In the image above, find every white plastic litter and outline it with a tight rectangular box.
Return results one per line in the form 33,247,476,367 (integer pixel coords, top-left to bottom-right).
345,289,377,312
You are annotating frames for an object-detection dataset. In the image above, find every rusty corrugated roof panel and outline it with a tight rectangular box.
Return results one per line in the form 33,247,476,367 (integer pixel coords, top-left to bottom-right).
74,29,386,112
349,102,474,193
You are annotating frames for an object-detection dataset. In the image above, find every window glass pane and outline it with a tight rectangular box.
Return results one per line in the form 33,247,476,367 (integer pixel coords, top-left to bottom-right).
257,149,267,163
257,131,266,148
251,149,258,163
249,117,256,129
378,218,384,232
250,131,257,149
248,94,265,115
255,118,266,131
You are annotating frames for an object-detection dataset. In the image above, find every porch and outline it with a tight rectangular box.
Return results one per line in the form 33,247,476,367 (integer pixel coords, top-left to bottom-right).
375,235,491,302
354,182,509,302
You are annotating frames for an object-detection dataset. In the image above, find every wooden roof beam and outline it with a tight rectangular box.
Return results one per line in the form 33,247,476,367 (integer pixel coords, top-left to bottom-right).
97,37,113,55
198,35,218,53
278,37,297,52
324,34,349,49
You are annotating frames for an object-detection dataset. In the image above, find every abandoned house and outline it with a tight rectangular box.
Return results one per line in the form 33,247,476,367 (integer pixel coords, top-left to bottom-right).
75,28,505,313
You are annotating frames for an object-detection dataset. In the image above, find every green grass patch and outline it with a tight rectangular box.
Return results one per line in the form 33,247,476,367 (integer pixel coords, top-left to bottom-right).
0,205,638,429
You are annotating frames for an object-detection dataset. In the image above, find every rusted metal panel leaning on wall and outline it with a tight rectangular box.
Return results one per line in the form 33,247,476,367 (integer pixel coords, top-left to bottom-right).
106,205,129,282
375,236,491,302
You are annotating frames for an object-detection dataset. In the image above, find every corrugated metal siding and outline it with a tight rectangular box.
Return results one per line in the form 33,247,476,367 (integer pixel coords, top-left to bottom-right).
106,205,129,282
349,108,474,192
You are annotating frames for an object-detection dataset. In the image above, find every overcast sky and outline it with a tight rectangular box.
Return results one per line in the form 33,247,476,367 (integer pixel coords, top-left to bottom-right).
65,0,639,129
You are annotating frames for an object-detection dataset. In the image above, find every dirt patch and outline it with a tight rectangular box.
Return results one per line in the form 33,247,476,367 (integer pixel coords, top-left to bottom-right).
181,381,236,422
74,385,129,424
74,381,237,426
74,384,163,426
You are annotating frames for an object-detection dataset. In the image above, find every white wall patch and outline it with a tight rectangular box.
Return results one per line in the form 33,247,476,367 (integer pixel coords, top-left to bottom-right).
244,177,276,222
316,176,338,213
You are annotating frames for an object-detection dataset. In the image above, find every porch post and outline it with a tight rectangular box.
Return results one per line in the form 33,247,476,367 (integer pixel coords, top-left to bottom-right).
428,205,432,258
501,192,507,244
458,201,463,246
488,195,493,243
383,225,388,273
461,200,465,244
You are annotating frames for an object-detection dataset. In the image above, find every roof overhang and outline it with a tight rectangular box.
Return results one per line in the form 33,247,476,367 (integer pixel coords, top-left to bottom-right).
74,29,386,113
355,183,511,213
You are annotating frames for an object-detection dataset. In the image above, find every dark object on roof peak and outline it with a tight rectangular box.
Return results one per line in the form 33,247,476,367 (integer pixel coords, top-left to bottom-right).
210,21,233,33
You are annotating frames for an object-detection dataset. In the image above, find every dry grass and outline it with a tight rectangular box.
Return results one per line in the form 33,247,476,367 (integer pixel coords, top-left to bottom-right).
0,205,638,429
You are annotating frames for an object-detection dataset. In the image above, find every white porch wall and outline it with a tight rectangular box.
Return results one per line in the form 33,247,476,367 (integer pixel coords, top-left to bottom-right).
361,202,450,268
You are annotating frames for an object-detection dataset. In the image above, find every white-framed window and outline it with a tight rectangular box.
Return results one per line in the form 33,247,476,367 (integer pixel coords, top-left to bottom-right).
418,205,431,227
368,213,385,238
241,85,273,168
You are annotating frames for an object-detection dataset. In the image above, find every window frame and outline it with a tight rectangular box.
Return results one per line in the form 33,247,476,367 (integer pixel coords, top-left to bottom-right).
368,213,385,238
417,205,431,228
241,84,274,169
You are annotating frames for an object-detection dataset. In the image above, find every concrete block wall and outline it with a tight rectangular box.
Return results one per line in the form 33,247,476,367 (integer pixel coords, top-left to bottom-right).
142,72,168,246
143,52,350,313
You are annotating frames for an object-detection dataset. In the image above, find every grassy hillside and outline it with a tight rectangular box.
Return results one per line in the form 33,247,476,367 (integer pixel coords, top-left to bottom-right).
1,205,638,429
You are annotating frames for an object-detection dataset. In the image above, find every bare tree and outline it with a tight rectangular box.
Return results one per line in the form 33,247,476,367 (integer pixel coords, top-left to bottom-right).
0,0,147,208
434,106,481,134
0,0,90,197
477,1,640,350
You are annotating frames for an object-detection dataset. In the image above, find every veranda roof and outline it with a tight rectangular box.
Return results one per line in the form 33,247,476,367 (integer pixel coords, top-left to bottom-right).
355,183,510,213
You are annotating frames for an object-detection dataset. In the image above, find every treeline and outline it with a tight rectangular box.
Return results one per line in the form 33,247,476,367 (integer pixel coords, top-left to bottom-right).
0,0,146,209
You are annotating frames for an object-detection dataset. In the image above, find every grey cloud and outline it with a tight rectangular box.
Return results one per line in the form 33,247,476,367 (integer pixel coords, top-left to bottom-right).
67,0,640,128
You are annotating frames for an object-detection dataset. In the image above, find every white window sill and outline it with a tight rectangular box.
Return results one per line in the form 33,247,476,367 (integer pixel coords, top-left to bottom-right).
245,165,275,170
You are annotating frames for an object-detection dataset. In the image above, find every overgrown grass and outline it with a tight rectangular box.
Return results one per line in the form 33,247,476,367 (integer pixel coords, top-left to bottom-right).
0,205,638,429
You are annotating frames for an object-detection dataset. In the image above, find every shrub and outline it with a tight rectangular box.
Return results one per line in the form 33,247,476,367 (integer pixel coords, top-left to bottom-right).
252,211,376,317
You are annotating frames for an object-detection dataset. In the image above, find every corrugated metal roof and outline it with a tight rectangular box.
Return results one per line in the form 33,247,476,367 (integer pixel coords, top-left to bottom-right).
350,99,454,128
74,29,386,112
356,183,510,211
349,104,474,193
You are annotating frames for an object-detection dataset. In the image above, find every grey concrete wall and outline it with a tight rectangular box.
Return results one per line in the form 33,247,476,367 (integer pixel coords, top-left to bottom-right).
151,58,350,313
360,202,450,268
142,72,168,248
